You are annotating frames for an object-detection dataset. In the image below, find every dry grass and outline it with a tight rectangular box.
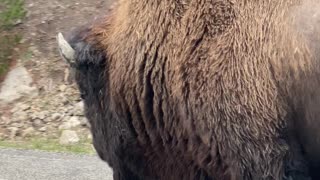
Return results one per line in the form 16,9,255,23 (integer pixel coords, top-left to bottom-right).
0,137,95,154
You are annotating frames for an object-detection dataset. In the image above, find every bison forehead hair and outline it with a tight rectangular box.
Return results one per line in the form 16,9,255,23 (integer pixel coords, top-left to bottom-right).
58,0,320,179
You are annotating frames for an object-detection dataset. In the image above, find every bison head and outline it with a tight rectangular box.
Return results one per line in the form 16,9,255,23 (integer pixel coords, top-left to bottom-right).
56,28,105,68
56,28,107,102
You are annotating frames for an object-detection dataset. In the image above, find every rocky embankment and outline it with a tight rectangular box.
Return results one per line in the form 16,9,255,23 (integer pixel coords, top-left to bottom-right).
0,77,91,145
0,0,112,146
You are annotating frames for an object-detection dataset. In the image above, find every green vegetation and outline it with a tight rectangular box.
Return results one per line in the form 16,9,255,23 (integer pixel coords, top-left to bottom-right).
0,0,26,29
0,34,21,76
0,138,95,154
0,0,26,78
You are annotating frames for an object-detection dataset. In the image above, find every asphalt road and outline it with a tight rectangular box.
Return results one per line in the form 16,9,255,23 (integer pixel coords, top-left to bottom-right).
0,148,114,180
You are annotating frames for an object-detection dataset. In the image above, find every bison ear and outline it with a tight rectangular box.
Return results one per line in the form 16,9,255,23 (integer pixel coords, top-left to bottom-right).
57,32,76,65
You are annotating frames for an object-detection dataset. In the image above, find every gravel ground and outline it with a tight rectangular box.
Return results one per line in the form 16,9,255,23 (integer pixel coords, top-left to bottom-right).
0,148,113,180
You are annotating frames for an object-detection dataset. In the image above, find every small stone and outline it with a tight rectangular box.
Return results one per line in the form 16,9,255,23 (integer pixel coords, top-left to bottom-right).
70,116,81,125
51,113,62,121
36,112,46,120
43,118,51,123
11,106,20,113
80,117,89,127
16,111,29,121
59,84,67,92
30,113,38,120
0,66,38,104
61,107,69,113
0,116,10,125
2,134,9,140
58,125,66,131
34,132,41,136
38,127,47,132
62,97,69,105
32,119,43,127
0,119,4,125
74,101,84,116
22,127,35,137
87,134,93,140
0,133,5,140
59,130,80,145
66,111,74,116
11,123,23,128
20,104,31,111
12,103,30,112
8,127,19,139
58,116,81,130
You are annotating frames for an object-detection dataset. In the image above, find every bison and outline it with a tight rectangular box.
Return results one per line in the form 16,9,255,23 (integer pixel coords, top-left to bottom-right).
57,0,320,179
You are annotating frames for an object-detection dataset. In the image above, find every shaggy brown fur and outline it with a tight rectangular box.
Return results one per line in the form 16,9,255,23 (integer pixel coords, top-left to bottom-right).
61,0,320,179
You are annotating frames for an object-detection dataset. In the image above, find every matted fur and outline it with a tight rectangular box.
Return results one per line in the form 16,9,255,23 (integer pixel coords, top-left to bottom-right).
61,0,320,179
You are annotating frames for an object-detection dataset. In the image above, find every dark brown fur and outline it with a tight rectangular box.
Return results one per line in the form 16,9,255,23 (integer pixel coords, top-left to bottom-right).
62,0,320,179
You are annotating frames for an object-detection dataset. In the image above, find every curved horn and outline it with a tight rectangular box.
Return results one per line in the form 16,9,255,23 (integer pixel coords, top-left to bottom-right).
57,32,75,64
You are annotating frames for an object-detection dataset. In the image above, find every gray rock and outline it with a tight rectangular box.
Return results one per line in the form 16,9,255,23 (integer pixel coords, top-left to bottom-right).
36,112,47,120
38,127,47,132
74,101,84,116
66,111,74,116
12,111,28,122
0,133,4,140
0,66,38,104
0,119,5,125
79,117,89,127
8,127,19,139
11,103,31,113
34,132,41,136
10,123,24,128
51,113,62,121
87,134,93,140
10,106,20,113
59,84,67,92
60,95,69,105
59,130,80,145
20,104,31,111
58,116,81,130
1,116,10,125
32,119,43,127
22,127,35,137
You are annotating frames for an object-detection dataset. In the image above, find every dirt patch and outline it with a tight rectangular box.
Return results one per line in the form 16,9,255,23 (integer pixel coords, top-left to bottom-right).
21,0,113,88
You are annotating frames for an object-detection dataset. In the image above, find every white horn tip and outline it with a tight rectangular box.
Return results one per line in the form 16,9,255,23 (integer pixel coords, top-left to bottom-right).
57,32,75,64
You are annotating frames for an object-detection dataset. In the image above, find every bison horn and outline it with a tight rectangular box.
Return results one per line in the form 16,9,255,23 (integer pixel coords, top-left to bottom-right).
57,32,75,65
